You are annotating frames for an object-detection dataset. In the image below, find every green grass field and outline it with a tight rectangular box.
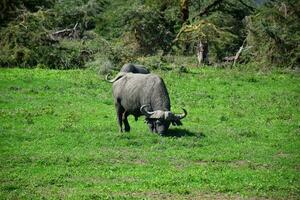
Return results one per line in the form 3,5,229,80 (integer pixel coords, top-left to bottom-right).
0,67,299,199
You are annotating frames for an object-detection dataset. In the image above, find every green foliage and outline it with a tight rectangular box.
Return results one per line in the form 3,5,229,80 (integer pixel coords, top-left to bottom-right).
246,0,300,68
98,0,181,55
123,5,177,55
85,56,115,75
174,0,256,61
0,10,55,67
0,0,298,68
53,0,107,30
0,13,84,69
136,55,166,70
0,0,55,27
175,19,237,61
1,68,299,199
0,0,107,69
207,5,249,60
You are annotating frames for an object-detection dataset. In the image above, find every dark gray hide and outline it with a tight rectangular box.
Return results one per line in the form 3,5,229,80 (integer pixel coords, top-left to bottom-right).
110,73,187,134
120,63,150,74
106,63,149,83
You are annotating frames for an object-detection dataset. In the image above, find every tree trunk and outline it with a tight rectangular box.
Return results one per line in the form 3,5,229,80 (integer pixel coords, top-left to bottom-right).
180,0,189,23
196,40,209,66
180,0,190,54
233,45,244,66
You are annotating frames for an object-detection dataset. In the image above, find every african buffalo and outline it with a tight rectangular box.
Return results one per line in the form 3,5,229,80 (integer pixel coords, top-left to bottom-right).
120,63,150,74
106,63,150,82
107,72,187,134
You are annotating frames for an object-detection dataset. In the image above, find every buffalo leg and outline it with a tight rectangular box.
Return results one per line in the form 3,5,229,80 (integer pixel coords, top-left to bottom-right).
123,112,130,132
115,103,124,132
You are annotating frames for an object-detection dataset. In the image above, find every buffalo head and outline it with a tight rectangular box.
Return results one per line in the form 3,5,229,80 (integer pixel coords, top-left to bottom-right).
140,105,187,134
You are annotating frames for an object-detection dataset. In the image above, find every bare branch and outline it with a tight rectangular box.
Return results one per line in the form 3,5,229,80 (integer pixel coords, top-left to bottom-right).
50,22,80,39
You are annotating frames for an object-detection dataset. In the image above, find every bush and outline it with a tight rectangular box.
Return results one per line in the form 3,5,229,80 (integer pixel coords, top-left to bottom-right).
0,0,107,69
123,5,177,55
85,55,115,75
0,0,55,27
136,55,164,70
0,11,85,69
246,0,300,68
53,0,107,30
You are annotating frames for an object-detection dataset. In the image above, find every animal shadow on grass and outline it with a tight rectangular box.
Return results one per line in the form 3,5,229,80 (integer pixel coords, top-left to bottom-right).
163,128,205,138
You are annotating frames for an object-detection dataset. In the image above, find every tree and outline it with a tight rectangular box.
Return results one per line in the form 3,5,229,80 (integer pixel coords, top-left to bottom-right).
0,0,108,68
245,0,300,68
180,0,189,23
173,0,256,64
174,19,235,65
0,0,55,27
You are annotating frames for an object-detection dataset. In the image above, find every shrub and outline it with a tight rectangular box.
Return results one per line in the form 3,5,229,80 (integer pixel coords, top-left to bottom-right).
0,0,55,27
123,5,177,55
0,12,85,69
0,0,107,69
245,0,300,68
85,55,115,75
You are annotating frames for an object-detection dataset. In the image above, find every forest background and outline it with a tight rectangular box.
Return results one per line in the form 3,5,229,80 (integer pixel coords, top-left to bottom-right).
0,0,299,71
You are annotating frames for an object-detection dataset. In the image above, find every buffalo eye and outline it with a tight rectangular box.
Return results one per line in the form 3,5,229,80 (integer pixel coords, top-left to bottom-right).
156,120,163,125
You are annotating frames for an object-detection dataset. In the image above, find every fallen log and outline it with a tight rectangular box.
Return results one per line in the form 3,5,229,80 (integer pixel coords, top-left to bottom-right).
50,22,80,39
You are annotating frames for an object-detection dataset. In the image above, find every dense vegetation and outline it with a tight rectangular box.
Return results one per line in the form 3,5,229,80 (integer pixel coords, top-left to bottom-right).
1,68,299,199
0,0,299,69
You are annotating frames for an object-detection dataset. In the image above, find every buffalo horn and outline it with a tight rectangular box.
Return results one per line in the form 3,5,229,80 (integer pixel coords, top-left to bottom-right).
105,72,126,83
105,73,113,83
140,105,154,117
175,108,187,119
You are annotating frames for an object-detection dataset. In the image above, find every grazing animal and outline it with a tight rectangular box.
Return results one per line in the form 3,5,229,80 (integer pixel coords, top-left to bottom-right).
120,63,150,74
108,73,187,134
105,63,150,82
